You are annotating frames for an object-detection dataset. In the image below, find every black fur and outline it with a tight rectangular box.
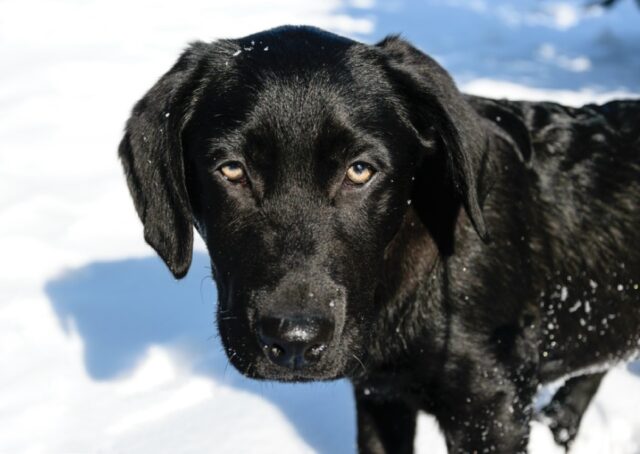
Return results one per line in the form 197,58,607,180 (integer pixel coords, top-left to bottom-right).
592,0,640,8
119,26,640,453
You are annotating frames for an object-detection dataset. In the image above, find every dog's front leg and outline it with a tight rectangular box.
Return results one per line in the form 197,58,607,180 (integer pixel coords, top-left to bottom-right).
434,302,545,453
540,372,606,450
436,380,536,454
354,385,417,454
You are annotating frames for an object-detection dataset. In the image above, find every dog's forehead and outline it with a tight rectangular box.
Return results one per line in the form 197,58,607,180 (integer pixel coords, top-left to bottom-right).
237,89,361,189
207,39,396,167
221,26,394,120
248,78,350,146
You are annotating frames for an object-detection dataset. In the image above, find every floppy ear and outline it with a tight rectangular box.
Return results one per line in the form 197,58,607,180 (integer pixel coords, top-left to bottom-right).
377,36,489,242
118,43,208,278
467,97,533,166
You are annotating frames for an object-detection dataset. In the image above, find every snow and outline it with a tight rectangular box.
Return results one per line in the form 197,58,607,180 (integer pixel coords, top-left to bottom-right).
1,0,639,453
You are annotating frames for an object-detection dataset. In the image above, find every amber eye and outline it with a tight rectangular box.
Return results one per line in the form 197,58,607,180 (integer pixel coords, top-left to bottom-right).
346,162,375,185
219,162,245,182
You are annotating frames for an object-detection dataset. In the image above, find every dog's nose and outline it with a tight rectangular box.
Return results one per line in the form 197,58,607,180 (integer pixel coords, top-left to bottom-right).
257,316,334,369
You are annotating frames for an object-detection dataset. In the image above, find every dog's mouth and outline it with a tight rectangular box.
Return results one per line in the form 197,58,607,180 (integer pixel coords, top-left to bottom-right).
218,316,367,382
247,362,346,382
223,342,350,382
215,274,374,382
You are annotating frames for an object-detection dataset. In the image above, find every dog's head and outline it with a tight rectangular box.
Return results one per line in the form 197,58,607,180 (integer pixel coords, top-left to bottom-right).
119,26,487,381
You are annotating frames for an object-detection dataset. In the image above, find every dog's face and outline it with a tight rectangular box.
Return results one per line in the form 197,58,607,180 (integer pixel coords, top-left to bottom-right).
183,46,420,381
119,26,487,382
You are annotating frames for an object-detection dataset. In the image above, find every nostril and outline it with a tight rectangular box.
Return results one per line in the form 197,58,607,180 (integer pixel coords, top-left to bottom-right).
268,343,286,360
304,344,326,363
257,315,334,369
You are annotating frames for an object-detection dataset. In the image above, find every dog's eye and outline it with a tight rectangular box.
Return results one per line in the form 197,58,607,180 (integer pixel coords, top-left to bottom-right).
346,162,375,185
219,162,245,182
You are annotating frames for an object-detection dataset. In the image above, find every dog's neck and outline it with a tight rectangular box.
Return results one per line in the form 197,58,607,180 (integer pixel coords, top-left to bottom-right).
366,134,497,377
367,207,446,357
382,208,440,303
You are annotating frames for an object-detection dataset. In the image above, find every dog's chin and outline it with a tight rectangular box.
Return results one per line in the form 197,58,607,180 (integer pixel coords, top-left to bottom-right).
219,324,369,382
226,353,348,383
251,367,344,383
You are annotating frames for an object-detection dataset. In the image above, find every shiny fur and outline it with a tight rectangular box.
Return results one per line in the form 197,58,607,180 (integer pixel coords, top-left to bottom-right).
119,26,640,453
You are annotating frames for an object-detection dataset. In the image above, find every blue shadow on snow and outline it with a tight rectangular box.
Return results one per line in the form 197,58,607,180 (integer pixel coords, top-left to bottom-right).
45,252,355,454
44,252,639,453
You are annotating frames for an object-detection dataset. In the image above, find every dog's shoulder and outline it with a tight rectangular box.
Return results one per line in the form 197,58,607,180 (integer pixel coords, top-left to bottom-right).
587,99,640,146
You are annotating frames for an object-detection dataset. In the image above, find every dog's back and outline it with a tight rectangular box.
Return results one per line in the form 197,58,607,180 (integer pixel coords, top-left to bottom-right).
473,97,640,381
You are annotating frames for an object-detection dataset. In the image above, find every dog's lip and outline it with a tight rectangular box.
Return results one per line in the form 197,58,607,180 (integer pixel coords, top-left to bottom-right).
250,368,344,382
243,352,347,382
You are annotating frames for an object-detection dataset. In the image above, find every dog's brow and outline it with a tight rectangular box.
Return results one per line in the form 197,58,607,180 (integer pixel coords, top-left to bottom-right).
338,133,392,169
204,132,247,158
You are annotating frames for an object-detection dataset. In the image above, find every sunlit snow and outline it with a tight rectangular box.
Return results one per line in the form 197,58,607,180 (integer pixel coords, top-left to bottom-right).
1,0,639,453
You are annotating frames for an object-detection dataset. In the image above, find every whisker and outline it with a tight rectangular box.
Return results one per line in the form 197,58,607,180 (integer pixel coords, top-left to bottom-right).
243,361,254,378
199,274,213,305
351,353,367,374
224,352,237,379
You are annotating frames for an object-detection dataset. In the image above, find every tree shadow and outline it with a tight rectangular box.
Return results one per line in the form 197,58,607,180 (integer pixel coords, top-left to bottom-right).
45,253,355,454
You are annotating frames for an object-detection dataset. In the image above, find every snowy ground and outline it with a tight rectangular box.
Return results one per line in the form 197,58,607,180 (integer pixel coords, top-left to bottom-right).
1,0,639,453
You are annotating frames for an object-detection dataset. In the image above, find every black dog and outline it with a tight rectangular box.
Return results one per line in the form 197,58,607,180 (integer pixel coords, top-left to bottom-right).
119,26,640,453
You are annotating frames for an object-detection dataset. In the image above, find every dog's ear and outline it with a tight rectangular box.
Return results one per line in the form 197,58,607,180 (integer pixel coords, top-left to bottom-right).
467,97,533,166
118,43,208,278
377,36,489,242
